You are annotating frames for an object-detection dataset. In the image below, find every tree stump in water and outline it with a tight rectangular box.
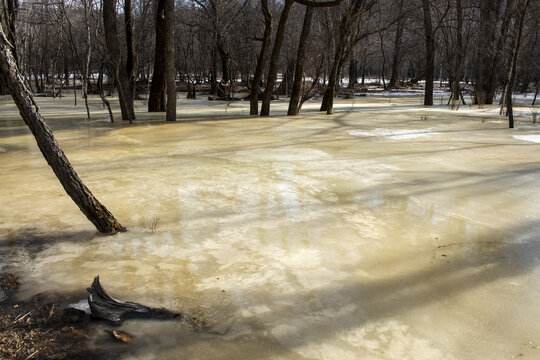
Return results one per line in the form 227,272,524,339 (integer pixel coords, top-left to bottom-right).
87,276,185,325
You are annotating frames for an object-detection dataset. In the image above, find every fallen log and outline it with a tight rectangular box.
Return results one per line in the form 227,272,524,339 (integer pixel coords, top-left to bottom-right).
87,276,191,325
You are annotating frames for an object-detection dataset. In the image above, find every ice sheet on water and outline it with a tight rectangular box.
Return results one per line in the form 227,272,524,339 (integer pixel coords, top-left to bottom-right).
347,128,440,140
513,135,540,143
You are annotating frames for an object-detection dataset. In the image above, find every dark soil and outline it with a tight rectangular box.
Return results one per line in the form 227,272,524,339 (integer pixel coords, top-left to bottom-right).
0,272,118,360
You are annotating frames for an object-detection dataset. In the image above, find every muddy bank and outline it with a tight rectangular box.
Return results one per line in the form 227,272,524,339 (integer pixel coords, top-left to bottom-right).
0,272,119,360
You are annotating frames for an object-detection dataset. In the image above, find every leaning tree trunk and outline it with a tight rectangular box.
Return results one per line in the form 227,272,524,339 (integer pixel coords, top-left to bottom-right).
288,5,314,116
260,0,294,116
103,0,136,121
5,0,17,64
0,24,124,234
250,0,272,115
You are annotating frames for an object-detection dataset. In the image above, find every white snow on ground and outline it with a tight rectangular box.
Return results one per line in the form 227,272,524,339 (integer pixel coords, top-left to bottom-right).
347,128,440,140
513,135,540,143
354,91,451,97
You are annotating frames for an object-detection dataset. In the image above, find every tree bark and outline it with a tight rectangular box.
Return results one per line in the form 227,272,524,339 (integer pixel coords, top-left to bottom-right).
348,59,357,88
422,0,434,106
124,0,136,101
450,0,464,108
83,0,92,120
250,0,272,115
149,0,167,112
320,0,375,114
506,0,530,128
4,0,17,64
0,24,124,234
216,33,231,85
260,0,294,116
474,0,499,105
164,0,176,121
103,0,136,121
320,12,348,114
98,63,115,123
1,0,17,95
288,5,314,115
388,0,404,89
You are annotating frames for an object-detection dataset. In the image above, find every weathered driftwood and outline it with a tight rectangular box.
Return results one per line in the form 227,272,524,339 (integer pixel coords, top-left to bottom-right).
87,276,182,324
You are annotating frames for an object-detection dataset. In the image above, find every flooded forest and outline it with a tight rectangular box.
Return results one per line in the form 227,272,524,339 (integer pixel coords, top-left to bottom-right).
1,1,539,360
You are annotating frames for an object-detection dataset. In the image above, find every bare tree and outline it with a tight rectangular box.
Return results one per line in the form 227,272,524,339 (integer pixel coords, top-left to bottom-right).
103,0,136,121
260,0,345,116
505,0,531,128
288,5,314,115
260,0,294,116
320,0,377,115
249,0,272,115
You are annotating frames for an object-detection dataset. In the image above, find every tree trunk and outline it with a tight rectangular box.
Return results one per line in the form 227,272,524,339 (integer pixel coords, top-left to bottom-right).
450,0,464,108
250,0,272,115
164,0,176,121
216,33,231,85
103,0,136,121
474,0,500,105
348,59,357,89
4,0,18,64
149,0,167,112
83,0,92,120
378,30,386,89
209,48,218,96
288,5,314,116
506,0,530,128
320,0,373,114
320,14,348,115
388,0,404,89
124,0,136,102
260,0,294,116
422,0,434,106
275,60,294,96
0,24,124,234
98,63,115,123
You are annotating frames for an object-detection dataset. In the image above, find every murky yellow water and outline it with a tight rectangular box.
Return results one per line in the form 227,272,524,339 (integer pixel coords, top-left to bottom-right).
1,94,539,359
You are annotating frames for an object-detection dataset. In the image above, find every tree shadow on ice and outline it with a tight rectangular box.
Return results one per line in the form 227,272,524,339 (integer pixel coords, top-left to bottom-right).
0,227,102,260
115,226,540,360
243,231,540,356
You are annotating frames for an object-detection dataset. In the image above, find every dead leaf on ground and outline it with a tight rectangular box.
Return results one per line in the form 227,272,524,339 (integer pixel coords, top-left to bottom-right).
104,329,134,343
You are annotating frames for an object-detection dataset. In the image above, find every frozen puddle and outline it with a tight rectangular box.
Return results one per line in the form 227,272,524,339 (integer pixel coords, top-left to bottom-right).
513,134,540,143
347,128,440,140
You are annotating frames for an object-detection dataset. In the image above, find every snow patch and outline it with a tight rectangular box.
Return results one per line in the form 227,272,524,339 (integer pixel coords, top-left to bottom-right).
347,128,440,140
513,135,540,143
